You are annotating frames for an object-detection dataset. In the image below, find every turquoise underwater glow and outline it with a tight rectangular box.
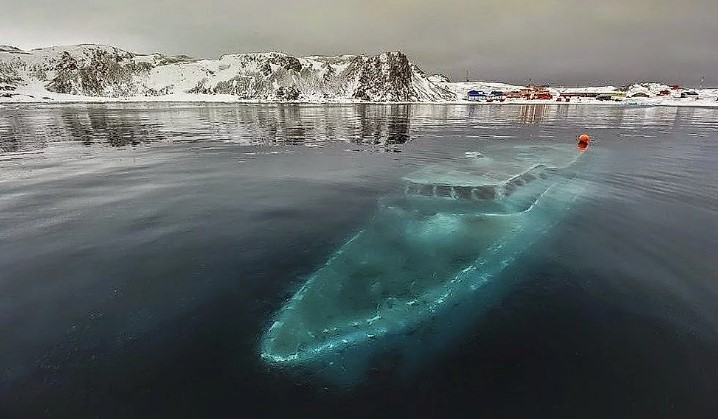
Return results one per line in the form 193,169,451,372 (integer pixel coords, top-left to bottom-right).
260,144,588,377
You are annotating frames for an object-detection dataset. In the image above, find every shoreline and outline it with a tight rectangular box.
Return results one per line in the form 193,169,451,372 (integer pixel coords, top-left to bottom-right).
3,97,718,108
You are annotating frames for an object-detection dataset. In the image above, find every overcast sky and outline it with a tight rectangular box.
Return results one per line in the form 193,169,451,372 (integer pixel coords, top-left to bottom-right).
2,0,716,85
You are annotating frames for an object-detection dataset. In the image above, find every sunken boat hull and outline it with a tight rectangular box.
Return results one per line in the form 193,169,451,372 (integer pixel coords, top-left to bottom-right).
260,144,588,381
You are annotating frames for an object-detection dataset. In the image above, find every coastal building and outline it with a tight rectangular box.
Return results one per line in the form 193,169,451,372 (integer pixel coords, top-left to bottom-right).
560,91,601,99
487,90,505,102
467,90,488,101
510,85,553,100
505,90,524,99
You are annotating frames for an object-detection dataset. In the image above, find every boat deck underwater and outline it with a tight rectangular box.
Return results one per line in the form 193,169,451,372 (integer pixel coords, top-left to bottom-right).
261,143,587,367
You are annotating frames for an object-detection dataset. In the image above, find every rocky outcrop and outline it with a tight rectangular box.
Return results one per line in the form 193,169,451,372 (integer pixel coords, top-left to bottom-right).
0,46,25,94
47,49,152,97
352,52,417,101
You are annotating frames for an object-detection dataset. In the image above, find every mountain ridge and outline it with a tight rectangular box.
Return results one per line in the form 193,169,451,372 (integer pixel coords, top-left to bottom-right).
3,44,717,106
0,44,454,102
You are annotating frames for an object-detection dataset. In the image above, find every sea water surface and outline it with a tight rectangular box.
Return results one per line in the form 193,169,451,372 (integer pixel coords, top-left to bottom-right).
1,103,717,418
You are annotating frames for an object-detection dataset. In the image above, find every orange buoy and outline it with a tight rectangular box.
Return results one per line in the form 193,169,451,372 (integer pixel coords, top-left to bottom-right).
577,133,591,151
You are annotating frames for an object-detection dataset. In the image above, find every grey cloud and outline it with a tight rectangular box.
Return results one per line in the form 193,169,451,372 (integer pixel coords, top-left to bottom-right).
1,0,716,86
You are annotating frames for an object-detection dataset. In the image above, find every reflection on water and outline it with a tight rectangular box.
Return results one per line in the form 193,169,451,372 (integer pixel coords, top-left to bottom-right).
0,104,416,153
60,108,168,148
4,103,718,155
518,104,550,123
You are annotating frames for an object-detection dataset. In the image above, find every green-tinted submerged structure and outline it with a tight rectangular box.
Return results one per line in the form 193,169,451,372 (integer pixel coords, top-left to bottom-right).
260,143,588,380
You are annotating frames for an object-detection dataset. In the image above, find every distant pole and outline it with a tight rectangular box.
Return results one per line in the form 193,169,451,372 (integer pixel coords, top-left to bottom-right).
700,75,704,89
466,69,469,82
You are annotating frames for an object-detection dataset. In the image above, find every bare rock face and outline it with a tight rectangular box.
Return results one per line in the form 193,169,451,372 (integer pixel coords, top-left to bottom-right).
47,48,152,97
276,85,300,100
45,51,80,94
0,63,21,86
271,55,303,72
0,46,26,93
352,52,416,101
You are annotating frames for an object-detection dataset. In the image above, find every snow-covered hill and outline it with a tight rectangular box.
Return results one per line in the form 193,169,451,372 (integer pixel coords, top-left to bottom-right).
0,44,454,102
2,44,717,106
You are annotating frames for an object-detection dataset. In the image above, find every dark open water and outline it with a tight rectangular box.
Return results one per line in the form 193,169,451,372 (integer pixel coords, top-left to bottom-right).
1,104,717,418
